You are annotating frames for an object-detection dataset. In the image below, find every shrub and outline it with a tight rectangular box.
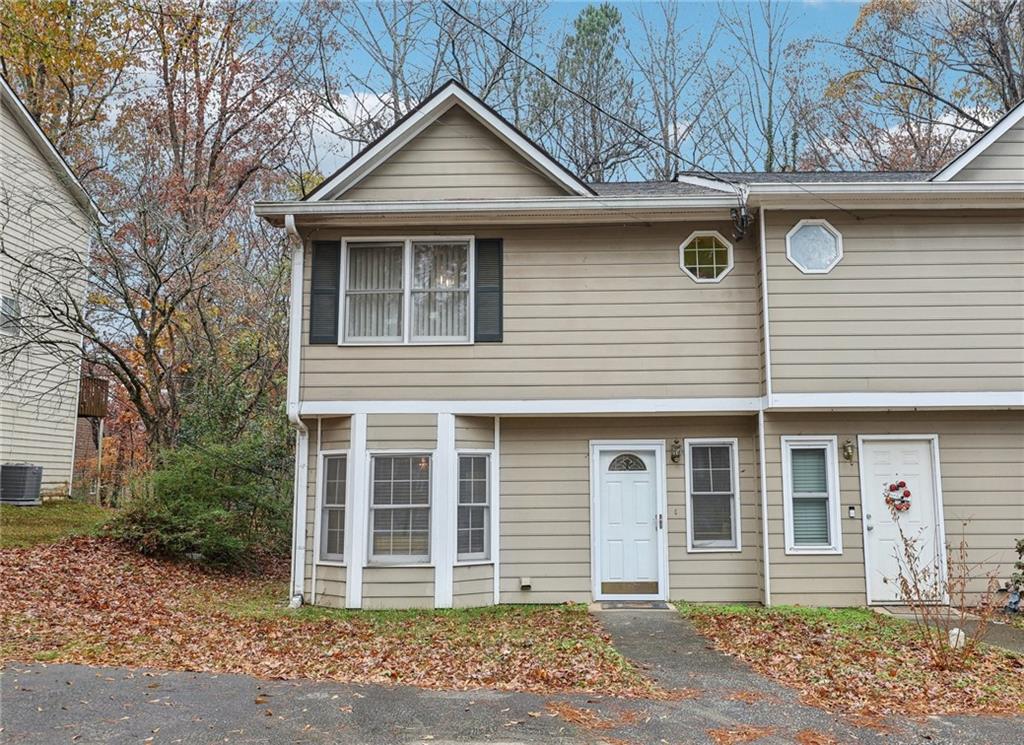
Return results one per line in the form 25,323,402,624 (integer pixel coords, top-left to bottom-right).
106,436,291,567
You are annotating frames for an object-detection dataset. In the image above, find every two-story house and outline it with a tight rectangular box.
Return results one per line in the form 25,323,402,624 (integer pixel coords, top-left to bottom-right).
1,75,102,499
255,81,1024,610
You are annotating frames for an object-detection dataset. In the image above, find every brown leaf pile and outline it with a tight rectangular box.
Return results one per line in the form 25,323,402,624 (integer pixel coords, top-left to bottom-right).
707,725,775,744
684,606,1024,717
0,538,657,696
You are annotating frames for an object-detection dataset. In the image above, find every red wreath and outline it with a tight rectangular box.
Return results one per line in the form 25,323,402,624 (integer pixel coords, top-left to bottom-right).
884,480,911,512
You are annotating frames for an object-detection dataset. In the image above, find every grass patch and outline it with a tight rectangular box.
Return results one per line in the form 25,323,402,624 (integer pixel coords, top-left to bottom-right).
1,536,657,697
677,602,1024,717
0,500,113,548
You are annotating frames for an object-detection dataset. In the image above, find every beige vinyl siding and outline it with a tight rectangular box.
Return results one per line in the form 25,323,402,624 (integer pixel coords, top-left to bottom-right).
0,99,90,492
304,417,351,602
499,416,761,605
765,411,1023,606
367,413,437,449
456,416,494,449
453,563,494,608
300,221,762,401
340,106,567,201
951,117,1024,181
766,210,1024,394
362,566,435,609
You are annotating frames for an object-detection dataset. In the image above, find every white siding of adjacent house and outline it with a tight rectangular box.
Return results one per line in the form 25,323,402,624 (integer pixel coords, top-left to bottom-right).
340,106,568,201
0,99,90,493
300,221,762,402
766,210,1024,395
950,117,1024,182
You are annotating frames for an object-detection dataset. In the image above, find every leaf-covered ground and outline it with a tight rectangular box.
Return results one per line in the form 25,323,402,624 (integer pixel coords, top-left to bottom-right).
680,603,1024,717
0,501,112,548
0,538,657,696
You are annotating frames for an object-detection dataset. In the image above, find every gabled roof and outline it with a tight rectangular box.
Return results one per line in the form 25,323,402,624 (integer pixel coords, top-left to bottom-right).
0,75,104,224
305,79,595,201
930,99,1024,182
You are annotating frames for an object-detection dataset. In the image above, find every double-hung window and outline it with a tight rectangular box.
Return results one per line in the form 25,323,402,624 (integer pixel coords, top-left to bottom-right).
457,453,490,561
370,454,431,562
782,436,842,554
343,238,471,344
319,454,347,562
686,439,740,551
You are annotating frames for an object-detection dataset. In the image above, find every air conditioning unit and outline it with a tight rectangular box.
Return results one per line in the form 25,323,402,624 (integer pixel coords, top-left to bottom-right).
0,464,43,506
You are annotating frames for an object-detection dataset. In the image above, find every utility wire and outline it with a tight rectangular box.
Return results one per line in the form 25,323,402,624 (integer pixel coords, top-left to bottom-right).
441,0,862,221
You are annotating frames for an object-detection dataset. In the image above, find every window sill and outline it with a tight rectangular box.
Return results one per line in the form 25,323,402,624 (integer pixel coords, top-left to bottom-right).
784,546,843,556
366,561,433,569
337,340,473,347
687,546,742,554
315,559,346,567
454,559,493,567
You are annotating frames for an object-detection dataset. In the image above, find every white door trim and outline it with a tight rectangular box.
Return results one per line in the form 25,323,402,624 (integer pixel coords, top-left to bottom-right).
589,440,668,602
857,434,948,606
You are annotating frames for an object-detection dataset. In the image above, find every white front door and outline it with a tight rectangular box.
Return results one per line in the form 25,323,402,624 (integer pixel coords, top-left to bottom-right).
860,437,945,604
592,446,664,599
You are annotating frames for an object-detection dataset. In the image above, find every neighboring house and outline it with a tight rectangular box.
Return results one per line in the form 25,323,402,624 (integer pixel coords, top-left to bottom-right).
255,81,1024,610
0,76,102,496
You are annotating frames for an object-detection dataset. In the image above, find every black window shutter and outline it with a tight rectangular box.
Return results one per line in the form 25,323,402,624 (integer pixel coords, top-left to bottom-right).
474,239,503,342
309,241,341,344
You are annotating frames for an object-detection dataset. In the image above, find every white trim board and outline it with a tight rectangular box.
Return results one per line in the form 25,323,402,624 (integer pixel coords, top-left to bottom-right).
588,440,669,602
856,434,949,606
769,392,1024,410
307,81,592,200
931,99,1024,182
300,397,763,417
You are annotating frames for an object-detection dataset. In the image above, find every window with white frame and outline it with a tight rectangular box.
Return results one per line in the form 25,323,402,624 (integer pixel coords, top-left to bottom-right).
679,231,733,283
0,295,21,336
686,440,740,550
344,239,470,344
370,454,431,562
782,437,841,554
457,453,490,561
319,454,347,562
785,219,843,273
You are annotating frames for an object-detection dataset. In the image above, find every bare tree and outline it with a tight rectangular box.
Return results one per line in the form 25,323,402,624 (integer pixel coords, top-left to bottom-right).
694,0,805,173
526,3,647,182
629,1,720,180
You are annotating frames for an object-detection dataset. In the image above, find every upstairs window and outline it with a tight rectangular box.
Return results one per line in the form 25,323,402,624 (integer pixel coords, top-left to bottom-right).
786,219,843,273
680,231,733,283
343,238,471,344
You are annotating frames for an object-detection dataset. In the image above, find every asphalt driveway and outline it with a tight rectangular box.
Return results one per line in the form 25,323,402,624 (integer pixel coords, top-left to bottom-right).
1,610,1020,744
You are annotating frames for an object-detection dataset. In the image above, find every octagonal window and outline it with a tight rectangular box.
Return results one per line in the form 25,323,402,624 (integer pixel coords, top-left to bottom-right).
680,231,733,283
786,220,843,274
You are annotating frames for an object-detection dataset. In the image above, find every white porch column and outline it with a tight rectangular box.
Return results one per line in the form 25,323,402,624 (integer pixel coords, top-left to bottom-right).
433,412,456,608
346,413,368,608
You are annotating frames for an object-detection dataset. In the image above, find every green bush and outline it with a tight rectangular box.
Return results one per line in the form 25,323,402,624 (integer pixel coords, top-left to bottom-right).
107,435,291,567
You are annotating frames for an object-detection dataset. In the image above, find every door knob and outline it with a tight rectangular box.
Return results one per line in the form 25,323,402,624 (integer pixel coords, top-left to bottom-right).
866,524,874,531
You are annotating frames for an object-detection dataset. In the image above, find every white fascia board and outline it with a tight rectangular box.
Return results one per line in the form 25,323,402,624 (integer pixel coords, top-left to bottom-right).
0,75,105,225
300,397,763,417
930,100,1024,182
309,82,591,200
255,195,739,222
748,181,1024,210
770,391,1024,410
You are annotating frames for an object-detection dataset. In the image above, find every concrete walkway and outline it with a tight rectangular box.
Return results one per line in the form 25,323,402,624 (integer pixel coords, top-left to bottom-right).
873,607,1024,655
2,614,1021,744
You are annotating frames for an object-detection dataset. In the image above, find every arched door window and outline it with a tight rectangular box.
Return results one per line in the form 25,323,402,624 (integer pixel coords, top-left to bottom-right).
608,453,647,472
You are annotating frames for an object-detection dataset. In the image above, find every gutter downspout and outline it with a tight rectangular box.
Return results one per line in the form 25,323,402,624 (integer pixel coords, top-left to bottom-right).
758,208,772,607
285,214,309,604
